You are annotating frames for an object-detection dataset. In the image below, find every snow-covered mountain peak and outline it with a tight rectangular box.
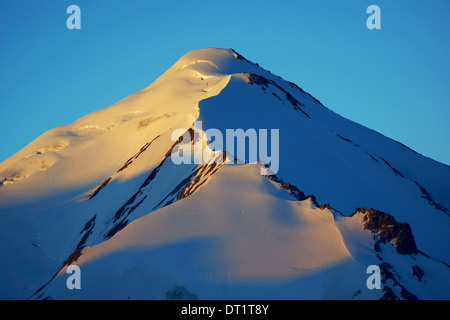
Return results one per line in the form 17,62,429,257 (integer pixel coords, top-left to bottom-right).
168,48,253,73
147,48,285,91
1,48,449,300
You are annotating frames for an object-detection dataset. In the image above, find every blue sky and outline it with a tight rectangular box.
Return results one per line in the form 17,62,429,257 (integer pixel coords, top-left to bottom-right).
1,0,449,165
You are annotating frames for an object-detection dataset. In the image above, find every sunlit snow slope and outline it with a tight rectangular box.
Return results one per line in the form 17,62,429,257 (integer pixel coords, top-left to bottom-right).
0,48,449,300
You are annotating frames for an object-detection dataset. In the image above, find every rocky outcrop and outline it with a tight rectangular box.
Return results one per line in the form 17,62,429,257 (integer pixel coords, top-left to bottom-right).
414,181,449,215
379,157,406,178
247,73,311,118
266,174,308,201
177,153,227,201
230,48,248,61
350,208,418,255
379,262,418,300
103,128,202,241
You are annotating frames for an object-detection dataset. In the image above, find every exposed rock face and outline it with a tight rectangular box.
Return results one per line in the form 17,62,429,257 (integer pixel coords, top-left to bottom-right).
230,48,248,61
414,181,449,215
412,265,425,281
266,174,308,201
177,153,227,201
247,73,311,118
350,208,418,255
379,262,418,300
265,172,343,214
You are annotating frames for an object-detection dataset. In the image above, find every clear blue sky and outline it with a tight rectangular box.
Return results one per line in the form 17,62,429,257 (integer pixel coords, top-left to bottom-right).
1,0,449,165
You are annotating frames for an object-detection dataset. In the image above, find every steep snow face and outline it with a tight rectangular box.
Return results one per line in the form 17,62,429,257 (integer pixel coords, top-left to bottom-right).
0,48,449,299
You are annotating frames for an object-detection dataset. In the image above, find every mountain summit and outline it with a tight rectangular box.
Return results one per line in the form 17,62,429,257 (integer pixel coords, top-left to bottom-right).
0,48,449,300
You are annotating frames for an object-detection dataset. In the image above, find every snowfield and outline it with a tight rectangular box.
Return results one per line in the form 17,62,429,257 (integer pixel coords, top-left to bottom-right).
0,48,449,300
